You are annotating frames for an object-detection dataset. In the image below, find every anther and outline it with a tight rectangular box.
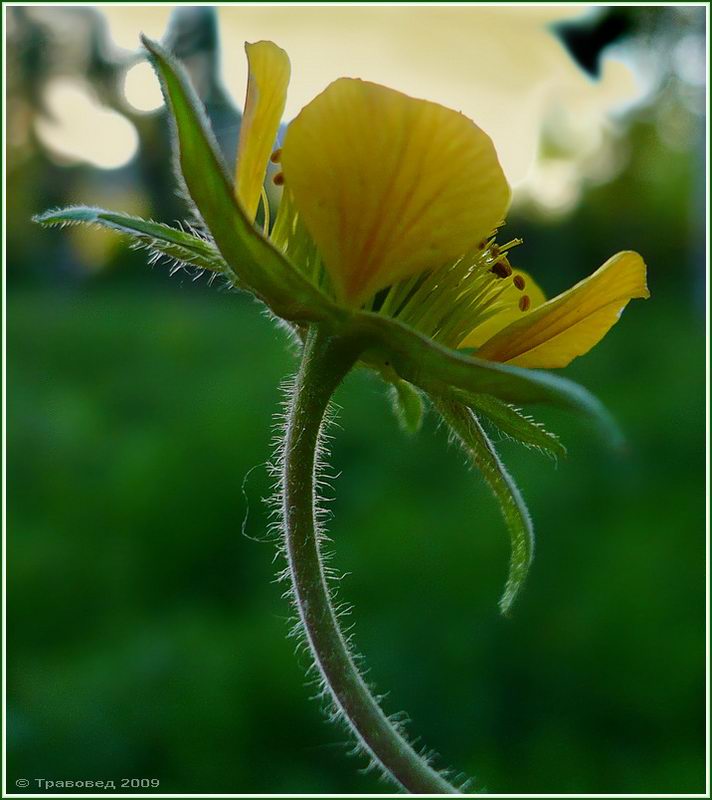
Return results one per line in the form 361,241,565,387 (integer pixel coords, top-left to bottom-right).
270,148,282,164
519,295,531,312
273,172,285,186
513,274,526,291
491,260,512,279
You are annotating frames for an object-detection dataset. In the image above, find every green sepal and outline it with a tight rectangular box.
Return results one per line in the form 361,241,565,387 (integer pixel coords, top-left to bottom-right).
462,392,567,460
141,37,340,325
33,206,234,279
388,379,425,435
433,396,534,616
349,311,623,447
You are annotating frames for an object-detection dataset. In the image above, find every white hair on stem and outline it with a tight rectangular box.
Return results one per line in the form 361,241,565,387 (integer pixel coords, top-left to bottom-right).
266,361,469,792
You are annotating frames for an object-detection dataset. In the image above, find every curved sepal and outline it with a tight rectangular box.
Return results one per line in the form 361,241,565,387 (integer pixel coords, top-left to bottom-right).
33,206,234,279
462,393,567,460
141,36,339,324
349,311,623,448
434,397,534,615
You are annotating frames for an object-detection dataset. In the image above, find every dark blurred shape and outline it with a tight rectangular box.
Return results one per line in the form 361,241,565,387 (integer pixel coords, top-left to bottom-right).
7,7,54,115
555,9,632,77
81,9,129,107
5,5,241,287
163,7,240,159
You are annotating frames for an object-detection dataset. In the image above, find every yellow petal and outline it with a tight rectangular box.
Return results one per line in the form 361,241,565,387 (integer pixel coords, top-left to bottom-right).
281,78,511,307
475,251,649,368
459,270,546,349
235,41,290,221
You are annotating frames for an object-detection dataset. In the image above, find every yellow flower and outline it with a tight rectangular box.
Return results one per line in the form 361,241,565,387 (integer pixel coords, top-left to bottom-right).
234,40,648,370
36,29,652,656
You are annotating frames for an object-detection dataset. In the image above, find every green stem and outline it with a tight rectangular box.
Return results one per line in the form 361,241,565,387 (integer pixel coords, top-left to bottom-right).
282,324,459,794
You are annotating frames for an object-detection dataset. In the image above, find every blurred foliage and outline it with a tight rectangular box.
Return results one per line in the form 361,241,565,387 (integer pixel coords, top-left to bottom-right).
6,5,706,794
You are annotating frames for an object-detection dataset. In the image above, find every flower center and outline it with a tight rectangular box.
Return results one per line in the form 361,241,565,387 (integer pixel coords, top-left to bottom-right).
368,233,530,349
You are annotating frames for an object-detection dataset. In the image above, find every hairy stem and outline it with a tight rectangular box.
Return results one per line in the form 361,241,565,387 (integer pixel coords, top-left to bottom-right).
282,324,459,794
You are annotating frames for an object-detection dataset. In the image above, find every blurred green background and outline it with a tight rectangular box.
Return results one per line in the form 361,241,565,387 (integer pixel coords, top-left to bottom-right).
6,5,706,795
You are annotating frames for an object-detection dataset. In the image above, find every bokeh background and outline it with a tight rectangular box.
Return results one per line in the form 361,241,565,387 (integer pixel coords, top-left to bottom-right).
6,4,707,795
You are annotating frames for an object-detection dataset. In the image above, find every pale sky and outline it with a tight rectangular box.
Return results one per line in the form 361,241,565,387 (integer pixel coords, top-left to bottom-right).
35,4,646,212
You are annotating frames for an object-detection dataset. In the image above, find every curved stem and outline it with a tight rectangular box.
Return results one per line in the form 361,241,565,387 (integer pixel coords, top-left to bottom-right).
282,324,459,794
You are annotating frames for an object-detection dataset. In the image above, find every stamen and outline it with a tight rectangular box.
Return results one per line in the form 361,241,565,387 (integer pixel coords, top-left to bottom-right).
273,172,285,186
259,186,271,235
498,237,523,254
270,148,282,164
491,260,512,279
379,228,527,348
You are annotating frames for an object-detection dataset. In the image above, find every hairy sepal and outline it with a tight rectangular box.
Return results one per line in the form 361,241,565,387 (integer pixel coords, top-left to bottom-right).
351,311,624,448
434,397,534,615
461,392,567,460
141,36,340,324
34,206,234,279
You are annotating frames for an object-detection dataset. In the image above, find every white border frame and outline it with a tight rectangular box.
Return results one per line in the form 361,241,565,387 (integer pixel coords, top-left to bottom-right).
2,3,709,798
